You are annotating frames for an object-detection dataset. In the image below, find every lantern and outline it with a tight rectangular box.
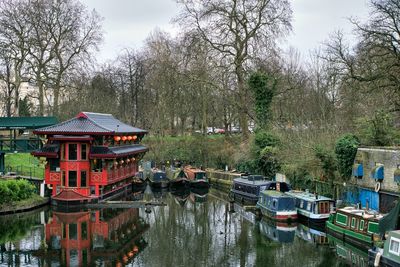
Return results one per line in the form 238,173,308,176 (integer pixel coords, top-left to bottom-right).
113,160,118,167
122,136,127,141
93,159,97,165
126,158,130,163
114,136,121,142
133,135,137,140
120,160,124,165
127,136,133,141
131,157,136,162
133,246,139,252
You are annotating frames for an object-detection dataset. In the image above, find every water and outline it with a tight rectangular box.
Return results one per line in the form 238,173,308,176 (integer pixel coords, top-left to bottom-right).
0,188,366,266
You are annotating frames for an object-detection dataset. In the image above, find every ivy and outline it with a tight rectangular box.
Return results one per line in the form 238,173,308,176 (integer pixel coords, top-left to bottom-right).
335,134,360,180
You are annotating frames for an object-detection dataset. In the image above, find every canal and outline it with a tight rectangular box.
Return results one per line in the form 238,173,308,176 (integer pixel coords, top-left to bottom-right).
0,187,365,266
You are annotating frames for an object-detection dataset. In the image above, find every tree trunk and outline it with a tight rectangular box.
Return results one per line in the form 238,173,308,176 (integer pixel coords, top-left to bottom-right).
236,65,248,138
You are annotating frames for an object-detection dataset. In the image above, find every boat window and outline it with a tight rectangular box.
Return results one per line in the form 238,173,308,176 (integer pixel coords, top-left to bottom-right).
351,217,356,229
360,220,365,231
389,237,400,256
307,202,311,211
300,200,304,209
273,200,277,208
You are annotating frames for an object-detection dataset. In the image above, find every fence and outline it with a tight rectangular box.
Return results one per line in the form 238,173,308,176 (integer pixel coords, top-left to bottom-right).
2,165,44,179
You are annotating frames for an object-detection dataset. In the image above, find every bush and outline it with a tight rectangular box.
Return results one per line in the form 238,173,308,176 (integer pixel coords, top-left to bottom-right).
335,134,360,180
0,179,36,204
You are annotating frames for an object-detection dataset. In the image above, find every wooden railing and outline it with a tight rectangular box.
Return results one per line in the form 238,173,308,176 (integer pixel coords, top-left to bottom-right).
90,165,136,185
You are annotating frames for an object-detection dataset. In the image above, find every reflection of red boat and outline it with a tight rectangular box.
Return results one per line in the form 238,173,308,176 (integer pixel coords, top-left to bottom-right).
184,166,210,189
44,208,149,266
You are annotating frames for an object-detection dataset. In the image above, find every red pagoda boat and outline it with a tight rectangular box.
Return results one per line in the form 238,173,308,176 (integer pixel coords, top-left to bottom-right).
32,112,148,206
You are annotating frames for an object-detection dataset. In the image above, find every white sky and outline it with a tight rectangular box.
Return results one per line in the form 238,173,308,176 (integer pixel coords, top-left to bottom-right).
82,0,371,63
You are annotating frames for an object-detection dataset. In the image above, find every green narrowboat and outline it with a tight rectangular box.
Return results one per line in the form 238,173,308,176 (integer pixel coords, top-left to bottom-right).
328,233,369,267
326,206,384,249
369,230,400,267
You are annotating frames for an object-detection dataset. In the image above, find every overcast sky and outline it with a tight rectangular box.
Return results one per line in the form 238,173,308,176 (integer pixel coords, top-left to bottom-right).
82,0,371,63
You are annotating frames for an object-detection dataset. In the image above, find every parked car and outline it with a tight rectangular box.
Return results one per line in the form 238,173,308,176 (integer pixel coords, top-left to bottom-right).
215,128,225,134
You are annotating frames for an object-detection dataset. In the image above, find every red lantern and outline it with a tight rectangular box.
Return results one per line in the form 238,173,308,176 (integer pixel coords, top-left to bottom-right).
114,136,121,142
127,136,133,141
131,157,136,162
133,135,137,140
126,158,130,163
120,160,124,165
122,136,127,141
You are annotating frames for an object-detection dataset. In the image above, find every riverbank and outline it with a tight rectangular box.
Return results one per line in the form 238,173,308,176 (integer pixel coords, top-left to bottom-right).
0,195,49,215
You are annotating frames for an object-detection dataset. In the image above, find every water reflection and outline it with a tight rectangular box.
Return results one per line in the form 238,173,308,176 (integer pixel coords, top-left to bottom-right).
327,233,369,267
0,188,343,267
259,219,297,243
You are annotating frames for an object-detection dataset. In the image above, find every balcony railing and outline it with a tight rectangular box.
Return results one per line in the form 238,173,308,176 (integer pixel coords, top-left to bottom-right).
90,165,136,185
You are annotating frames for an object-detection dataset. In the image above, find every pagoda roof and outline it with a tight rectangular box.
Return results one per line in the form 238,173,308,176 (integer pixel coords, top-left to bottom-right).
33,112,147,135
90,145,148,158
31,143,60,158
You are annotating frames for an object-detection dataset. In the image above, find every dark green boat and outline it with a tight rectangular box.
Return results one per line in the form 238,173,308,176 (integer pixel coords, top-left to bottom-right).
326,206,384,249
170,169,190,188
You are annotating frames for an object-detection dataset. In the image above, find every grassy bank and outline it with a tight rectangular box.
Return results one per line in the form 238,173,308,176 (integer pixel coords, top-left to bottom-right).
4,153,45,178
0,194,48,213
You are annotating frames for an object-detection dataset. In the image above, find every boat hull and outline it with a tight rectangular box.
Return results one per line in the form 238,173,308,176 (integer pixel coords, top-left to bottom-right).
368,249,400,267
189,179,210,189
257,205,298,222
51,183,132,208
326,220,373,250
170,178,190,188
149,180,170,189
229,190,259,205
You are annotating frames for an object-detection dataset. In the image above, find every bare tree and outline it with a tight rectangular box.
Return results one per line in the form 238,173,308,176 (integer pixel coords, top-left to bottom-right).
175,0,292,137
0,0,32,116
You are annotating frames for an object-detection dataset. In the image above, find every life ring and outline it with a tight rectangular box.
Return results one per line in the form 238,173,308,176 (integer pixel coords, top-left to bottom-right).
375,182,381,192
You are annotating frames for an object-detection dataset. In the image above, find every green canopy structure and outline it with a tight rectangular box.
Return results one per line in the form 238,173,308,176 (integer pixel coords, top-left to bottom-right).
379,200,400,235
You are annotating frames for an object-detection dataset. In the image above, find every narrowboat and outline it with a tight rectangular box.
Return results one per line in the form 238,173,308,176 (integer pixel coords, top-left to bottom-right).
230,175,291,205
184,166,210,188
259,218,297,243
132,170,146,192
326,206,384,249
148,168,170,188
256,190,297,222
169,169,190,188
285,190,335,223
369,230,400,267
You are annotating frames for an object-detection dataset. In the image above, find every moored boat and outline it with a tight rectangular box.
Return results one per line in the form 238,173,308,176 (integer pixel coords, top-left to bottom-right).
285,190,335,224
170,169,190,188
230,175,291,205
256,190,297,222
369,230,400,267
148,168,170,188
326,206,384,249
184,166,210,188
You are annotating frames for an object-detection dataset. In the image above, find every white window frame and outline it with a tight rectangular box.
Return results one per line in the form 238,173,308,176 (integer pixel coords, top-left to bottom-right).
389,237,400,256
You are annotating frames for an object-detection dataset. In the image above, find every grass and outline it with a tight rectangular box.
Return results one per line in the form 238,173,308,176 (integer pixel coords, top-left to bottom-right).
4,153,45,178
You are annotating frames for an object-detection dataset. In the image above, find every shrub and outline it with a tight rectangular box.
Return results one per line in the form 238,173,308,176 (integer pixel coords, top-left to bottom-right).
335,134,360,180
0,179,36,204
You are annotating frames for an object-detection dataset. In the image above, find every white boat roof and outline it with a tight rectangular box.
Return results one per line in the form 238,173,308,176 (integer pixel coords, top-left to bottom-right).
338,206,385,220
285,190,333,202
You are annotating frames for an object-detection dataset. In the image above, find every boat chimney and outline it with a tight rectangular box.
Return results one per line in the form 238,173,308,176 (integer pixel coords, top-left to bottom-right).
315,193,318,199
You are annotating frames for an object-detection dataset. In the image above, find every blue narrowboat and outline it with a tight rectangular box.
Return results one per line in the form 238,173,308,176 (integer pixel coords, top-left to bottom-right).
229,175,291,205
149,168,170,188
256,190,297,222
285,190,335,223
